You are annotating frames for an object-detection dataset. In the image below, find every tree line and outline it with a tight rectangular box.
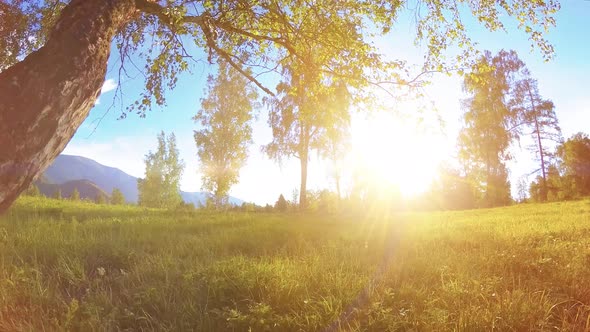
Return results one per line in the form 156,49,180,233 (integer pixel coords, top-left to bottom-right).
136,47,590,212
22,47,587,213
23,185,126,205
0,0,560,213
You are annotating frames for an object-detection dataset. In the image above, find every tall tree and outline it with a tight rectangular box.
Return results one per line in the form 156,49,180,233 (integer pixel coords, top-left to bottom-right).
512,70,562,201
0,0,560,212
458,50,526,207
556,133,590,196
138,131,184,208
194,62,258,207
321,104,351,201
264,63,351,208
430,165,477,210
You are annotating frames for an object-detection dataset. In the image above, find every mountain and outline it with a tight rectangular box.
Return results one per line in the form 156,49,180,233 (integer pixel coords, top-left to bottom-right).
36,179,109,201
41,155,244,205
43,155,139,203
180,192,244,207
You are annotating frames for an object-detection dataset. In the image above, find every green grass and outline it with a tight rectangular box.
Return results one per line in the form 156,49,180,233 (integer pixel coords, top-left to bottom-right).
2,197,590,331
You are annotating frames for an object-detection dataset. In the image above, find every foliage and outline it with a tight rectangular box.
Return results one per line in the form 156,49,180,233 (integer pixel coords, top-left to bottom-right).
264,60,351,208
306,190,341,214
274,194,288,212
110,188,125,205
70,188,80,201
4,196,590,330
125,0,552,115
0,0,61,71
2,0,560,110
138,131,184,209
458,50,526,207
429,165,477,210
194,61,258,207
556,132,590,197
529,165,575,202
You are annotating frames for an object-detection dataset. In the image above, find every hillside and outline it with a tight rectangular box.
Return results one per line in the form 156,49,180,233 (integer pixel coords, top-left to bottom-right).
43,155,139,202
36,179,109,201
42,155,244,205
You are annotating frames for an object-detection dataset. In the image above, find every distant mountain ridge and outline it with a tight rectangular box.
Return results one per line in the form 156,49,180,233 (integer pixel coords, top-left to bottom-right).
40,154,244,206
36,178,109,201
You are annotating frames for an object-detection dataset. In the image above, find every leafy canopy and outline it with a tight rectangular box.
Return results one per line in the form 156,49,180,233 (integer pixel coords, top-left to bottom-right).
194,61,258,206
557,133,590,196
138,131,184,208
0,0,560,116
111,188,126,205
458,50,527,207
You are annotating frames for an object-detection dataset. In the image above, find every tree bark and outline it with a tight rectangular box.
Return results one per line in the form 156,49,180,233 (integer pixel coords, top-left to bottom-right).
0,0,135,213
300,151,308,209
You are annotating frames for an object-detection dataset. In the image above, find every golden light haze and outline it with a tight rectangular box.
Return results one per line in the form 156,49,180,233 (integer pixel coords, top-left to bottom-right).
347,109,453,198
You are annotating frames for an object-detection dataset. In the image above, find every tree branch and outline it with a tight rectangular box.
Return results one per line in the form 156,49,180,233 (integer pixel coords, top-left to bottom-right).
207,42,275,96
135,0,275,96
135,0,205,25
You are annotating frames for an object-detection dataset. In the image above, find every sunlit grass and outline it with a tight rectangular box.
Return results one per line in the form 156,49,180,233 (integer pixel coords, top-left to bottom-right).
2,197,590,330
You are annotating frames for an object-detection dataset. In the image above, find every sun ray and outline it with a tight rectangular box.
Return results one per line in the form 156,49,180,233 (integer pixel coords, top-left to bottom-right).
350,111,449,198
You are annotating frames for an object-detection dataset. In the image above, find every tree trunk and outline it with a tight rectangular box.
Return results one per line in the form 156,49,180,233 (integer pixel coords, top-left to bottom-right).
534,114,547,201
300,152,308,209
528,87,547,202
335,171,341,200
0,0,135,213
299,123,309,210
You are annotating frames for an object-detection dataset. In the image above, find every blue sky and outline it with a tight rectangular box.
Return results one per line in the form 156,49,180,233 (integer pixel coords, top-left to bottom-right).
63,1,590,205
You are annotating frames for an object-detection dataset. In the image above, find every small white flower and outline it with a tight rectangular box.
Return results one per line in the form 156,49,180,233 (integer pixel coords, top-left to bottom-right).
97,267,106,276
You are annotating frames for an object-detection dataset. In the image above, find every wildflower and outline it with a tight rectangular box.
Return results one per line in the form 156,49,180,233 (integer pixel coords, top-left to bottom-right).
97,267,106,276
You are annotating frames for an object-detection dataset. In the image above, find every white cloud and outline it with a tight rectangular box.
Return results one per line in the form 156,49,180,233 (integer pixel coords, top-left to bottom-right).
101,79,117,94
93,79,117,106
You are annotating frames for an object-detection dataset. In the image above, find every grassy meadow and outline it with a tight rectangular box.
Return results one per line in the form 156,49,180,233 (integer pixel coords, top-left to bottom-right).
2,197,590,331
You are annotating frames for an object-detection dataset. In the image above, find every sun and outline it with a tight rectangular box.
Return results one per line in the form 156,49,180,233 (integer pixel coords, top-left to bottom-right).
350,111,448,198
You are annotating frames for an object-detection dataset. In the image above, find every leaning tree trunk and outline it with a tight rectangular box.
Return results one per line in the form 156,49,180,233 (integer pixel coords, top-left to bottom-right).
0,0,135,213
